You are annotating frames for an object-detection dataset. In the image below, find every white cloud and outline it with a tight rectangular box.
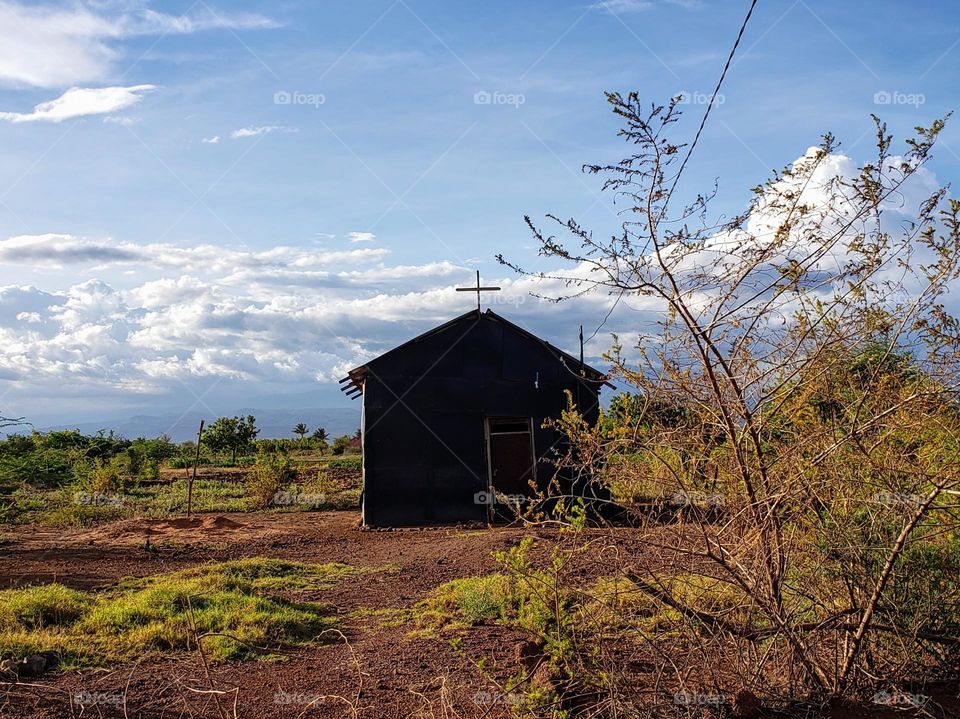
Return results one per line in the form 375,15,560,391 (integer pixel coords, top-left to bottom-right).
339,261,461,282
1,148,940,418
0,232,611,402
0,2,116,88
0,85,155,123
230,125,287,139
201,135,220,144
590,0,653,13
129,8,280,35
591,0,699,13
0,1,278,89
129,276,208,309
0,233,391,271
348,231,375,243
103,115,140,126
0,275,612,408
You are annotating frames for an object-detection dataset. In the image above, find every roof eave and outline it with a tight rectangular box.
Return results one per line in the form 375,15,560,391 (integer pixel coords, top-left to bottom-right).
337,308,614,394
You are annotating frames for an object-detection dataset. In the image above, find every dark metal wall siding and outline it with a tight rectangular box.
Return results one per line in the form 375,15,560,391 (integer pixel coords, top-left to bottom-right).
363,375,488,526
362,314,601,526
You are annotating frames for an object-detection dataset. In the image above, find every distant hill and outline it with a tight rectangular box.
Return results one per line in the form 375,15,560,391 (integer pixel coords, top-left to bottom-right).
38,407,361,442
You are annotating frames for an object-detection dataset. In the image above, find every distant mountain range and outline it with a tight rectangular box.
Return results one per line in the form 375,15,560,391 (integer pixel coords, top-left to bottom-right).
38,407,362,442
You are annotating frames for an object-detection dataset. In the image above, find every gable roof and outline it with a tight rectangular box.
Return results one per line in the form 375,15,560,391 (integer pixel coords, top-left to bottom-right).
338,309,611,398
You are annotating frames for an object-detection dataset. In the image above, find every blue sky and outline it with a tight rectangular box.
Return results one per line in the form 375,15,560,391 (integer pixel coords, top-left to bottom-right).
0,0,957,425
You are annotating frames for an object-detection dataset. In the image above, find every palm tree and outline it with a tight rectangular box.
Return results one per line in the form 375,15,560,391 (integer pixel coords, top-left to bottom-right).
312,427,329,455
293,423,309,444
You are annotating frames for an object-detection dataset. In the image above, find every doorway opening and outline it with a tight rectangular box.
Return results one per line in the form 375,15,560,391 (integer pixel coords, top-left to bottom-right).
485,417,535,522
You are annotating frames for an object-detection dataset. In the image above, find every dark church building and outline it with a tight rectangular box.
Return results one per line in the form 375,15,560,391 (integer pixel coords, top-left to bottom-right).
340,309,609,527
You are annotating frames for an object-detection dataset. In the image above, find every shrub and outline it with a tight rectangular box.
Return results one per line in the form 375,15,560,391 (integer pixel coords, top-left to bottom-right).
85,455,132,494
0,448,73,488
424,574,511,626
500,92,960,706
0,488,48,525
331,435,352,455
125,438,176,481
496,538,576,643
137,458,161,482
246,452,294,509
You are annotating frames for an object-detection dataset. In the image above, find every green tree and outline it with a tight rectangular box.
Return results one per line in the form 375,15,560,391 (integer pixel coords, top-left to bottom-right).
235,416,259,459
331,435,351,456
293,423,309,443
311,427,329,454
203,415,259,464
129,436,177,481
203,417,236,461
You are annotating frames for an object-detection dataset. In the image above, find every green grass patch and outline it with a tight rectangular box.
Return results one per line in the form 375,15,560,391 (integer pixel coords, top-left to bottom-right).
132,478,251,516
0,487,53,525
326,456,362,470
42,503,132,527
668,573,747,614
580,576,682,634
0,584,91,630
415,574,512,632
586,576,658,616
286,473,362,511
578,574,751,635
2,478,250,526
0,559,362,667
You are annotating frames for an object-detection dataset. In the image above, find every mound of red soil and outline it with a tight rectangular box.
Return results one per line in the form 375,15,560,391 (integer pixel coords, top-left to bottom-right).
157,515,245,531
67,514,257,548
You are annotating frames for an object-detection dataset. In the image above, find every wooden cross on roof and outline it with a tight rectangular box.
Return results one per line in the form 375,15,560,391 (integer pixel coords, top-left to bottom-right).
456,270,501,311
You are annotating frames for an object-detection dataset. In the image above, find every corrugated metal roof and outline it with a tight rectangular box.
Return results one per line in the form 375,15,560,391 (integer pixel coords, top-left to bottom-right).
338,309,611,397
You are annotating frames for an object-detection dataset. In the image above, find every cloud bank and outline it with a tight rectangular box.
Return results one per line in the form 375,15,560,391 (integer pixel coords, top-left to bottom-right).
0,84,155,123
0,1,277,89
0,149,944,423
0,233,614,416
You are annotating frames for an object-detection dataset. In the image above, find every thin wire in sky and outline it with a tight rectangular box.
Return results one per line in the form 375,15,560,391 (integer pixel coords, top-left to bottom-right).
586,0,761,346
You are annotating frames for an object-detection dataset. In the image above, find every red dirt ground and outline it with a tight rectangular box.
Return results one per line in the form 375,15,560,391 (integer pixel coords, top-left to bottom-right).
0,512,542,718
0,512,957,718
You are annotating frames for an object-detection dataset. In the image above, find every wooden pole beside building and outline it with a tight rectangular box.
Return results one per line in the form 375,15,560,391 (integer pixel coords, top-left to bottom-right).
187,419,204,518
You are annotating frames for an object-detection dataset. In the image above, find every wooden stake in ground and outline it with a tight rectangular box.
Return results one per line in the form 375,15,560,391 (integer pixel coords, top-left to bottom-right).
187,419,204,518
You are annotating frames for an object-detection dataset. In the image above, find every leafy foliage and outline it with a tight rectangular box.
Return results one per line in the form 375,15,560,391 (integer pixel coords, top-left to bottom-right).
292,422,309,441
202,416,259,464
502,92,960,707
246,450,294,509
